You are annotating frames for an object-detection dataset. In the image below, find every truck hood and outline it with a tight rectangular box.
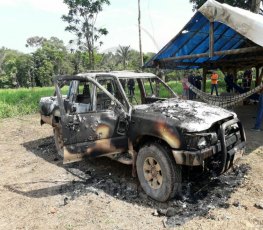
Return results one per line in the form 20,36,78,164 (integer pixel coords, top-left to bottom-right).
134,98,235,132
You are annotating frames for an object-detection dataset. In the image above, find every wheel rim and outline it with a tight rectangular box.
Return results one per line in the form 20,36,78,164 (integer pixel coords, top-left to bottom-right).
143,157,163,189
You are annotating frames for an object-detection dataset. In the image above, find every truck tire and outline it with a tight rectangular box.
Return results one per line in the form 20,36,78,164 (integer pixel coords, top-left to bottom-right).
136,143,182,202
53,125,64,157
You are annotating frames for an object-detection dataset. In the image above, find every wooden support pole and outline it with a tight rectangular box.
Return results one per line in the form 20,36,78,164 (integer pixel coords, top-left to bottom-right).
161,46,263,62
233,68,238,83
231,68,238,93
209,21,214,58
202,68,207,92
159,57,263,70
138,0,144,67
160,61,205,67
258,67,263,85
256,66,260,87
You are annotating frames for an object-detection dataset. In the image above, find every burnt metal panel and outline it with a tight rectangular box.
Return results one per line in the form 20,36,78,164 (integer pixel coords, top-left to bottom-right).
63,136,128,163
129,110,183,149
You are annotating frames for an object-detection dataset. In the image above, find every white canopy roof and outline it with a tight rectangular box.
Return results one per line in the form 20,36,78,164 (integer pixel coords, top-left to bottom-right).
199,0,263,47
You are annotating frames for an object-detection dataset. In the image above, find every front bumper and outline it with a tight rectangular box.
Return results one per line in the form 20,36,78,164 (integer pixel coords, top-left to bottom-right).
172,141,245,166
172,118,246,171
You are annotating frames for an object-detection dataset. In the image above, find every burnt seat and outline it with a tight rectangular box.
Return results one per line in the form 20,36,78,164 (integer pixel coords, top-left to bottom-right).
76,84,91,104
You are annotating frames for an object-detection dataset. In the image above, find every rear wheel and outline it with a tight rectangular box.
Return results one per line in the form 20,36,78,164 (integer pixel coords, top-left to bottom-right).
136,143,182,202
53,124,63,157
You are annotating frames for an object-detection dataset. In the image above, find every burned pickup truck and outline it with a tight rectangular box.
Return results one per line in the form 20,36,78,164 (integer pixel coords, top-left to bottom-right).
39,71,246,201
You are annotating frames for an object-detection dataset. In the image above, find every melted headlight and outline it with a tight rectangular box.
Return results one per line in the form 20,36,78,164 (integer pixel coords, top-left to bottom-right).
184,132,218,150
197,137,207,149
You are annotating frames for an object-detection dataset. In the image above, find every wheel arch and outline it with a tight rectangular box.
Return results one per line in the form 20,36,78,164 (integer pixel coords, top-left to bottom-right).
134,135,177,164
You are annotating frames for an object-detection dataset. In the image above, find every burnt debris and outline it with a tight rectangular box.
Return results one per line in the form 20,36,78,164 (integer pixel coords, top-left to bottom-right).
21,137,251,228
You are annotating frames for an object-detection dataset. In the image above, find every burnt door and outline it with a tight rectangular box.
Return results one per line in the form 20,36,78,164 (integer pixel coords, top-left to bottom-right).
59,79,128,161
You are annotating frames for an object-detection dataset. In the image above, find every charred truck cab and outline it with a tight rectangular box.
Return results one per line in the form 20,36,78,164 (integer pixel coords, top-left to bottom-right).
39,71,246,202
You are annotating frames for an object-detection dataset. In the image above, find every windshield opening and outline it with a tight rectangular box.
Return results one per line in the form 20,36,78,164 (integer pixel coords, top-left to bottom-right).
120,77,177,105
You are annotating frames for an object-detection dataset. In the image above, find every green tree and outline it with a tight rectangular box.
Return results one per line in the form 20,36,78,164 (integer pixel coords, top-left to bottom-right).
70,51,85,74
0,48,33,88
0,48,6,74
62,0,110,70
128,49,141,70
15,54,33,87
32,37,74,86
143,52,156,64
99,51,119,70
0,49,23,88
3,58,17,87
33,49,54,86
190,0,262,13
42,37,69,75
116,45,131,70
25,36,47,48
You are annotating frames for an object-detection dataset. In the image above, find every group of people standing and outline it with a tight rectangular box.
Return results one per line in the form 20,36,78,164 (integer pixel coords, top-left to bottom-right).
180,69,263,131
182,69,255,99
120,79,135,96
182,71,219,99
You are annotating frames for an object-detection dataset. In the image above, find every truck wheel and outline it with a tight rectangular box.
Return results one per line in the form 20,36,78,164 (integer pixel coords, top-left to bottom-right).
136,143,182,202
53,125,63,157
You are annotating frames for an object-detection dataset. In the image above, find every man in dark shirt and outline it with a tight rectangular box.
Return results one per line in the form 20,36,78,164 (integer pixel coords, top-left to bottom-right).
188,73,196,100
127,79,135,96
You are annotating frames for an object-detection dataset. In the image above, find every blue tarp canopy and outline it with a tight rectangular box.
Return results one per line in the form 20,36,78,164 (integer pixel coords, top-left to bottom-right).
144,0,263,70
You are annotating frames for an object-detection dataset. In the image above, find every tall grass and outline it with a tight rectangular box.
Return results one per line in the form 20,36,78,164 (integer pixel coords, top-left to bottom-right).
0,79,228,119
0,87,54,119
167,81,183,95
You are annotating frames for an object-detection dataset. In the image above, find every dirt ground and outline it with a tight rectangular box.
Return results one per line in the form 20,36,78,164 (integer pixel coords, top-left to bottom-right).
0,104,263,230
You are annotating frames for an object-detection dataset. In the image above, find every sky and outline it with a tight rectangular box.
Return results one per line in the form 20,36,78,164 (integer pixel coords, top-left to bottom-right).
0,0,194,54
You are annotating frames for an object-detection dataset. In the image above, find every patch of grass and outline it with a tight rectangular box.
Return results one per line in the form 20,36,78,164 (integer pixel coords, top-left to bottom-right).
167,81,183,95
0,87,55,119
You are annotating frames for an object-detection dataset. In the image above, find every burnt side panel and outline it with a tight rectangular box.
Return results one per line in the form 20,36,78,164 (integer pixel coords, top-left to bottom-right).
128,111,183,149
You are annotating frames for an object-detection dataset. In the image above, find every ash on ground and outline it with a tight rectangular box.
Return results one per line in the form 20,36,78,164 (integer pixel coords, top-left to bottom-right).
65,160,250,227
164,164,250,227
26,137,251,228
